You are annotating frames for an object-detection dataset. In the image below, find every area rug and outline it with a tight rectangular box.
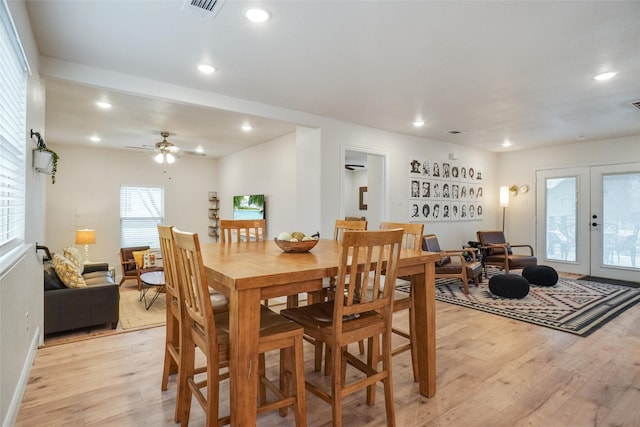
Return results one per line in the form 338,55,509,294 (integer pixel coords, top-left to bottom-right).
578,276,640,288
398,270,640,336
118,287,166,330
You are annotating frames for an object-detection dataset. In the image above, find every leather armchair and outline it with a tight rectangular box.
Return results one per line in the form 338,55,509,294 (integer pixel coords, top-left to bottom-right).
422,234,482,294
476,230,537,274
119,246,163,290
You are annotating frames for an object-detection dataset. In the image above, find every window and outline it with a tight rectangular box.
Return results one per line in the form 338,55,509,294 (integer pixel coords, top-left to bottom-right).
120,186,164,248
0,3,28,256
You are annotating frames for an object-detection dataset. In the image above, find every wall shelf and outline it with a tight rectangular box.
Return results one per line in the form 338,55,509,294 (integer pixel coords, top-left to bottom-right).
208,191,219,240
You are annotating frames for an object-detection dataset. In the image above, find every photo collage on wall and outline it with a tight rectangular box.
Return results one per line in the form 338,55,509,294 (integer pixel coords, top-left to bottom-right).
409,158,484,222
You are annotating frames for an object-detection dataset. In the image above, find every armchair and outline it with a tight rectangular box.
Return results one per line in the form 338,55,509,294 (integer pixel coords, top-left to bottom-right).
476,230,537,275
119,246,163,290
422,234,482,294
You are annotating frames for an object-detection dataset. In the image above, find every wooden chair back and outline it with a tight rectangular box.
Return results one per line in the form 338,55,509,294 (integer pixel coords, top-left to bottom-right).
158,225,178,303
379,221,424,250
220,219,266,243
333,219,368,241
172,229,217,343
335,229,403,331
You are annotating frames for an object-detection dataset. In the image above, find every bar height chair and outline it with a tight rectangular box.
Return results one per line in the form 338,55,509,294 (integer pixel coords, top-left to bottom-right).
172,228,307,426
281,229,404,426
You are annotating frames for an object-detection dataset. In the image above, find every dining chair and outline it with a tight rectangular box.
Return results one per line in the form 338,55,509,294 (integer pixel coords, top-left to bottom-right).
376,221,423,384
172,228,307,426
422,234,482,294
157,225,228,423
281,228,403,426
219,218,278,307
313,218,369,372
477,230,537,275
219,218,266,243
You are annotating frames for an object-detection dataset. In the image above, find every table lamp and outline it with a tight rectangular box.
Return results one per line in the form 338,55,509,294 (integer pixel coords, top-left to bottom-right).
75,229,96,262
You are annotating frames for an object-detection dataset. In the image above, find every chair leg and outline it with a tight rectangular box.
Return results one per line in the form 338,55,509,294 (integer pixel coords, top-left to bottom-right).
408,303,418,383
381,330,396,426
292,336,307,426
177,334,195,426
367,336,378,405
331,346,344,426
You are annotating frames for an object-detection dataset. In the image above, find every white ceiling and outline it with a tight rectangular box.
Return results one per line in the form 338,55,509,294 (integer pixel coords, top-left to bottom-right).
24,0,640,158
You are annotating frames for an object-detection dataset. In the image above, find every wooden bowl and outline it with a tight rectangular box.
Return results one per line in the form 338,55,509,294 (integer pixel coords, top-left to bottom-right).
274,238,319,253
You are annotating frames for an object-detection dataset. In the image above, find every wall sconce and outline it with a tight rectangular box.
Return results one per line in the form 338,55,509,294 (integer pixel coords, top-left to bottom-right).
509,184,529,196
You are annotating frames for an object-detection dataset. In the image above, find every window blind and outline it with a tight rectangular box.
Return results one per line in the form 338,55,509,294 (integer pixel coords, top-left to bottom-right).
120,186,164,248
0,3,28,255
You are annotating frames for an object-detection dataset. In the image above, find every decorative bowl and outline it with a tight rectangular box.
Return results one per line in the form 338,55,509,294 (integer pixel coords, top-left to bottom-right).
274,238,319,253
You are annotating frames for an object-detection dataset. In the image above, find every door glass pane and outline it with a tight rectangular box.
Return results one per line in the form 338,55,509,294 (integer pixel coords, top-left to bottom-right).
546,177,576,261
602,173,640,267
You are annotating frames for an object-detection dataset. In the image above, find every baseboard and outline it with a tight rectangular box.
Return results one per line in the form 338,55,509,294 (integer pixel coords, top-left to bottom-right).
3,326,40,427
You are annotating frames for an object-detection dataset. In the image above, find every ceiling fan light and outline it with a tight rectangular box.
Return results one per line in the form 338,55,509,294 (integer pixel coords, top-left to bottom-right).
154,153,165,163
166,153,176,164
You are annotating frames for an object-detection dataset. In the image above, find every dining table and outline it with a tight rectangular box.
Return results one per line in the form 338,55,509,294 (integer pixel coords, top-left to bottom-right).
200,238,440,426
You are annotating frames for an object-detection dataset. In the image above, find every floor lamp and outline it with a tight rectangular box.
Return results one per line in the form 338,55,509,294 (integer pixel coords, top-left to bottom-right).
499,186,510,232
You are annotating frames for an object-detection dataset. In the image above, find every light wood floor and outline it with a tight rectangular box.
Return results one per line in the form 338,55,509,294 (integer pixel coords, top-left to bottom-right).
17,291,640,426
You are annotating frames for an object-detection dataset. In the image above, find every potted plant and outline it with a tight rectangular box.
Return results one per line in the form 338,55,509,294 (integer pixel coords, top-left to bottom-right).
31,130,60,183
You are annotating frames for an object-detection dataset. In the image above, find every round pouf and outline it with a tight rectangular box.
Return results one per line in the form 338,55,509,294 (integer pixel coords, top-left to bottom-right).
522,265,559,287
489,274,530,299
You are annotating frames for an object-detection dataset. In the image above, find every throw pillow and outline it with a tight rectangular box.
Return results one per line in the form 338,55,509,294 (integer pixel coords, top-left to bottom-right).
52,253,87,288
132,249,151,269
63,246,83,273
143,251,157,268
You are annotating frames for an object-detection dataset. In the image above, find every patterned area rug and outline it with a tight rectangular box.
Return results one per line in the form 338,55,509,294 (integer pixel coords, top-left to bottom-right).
398,269,640,336
118,287,166,330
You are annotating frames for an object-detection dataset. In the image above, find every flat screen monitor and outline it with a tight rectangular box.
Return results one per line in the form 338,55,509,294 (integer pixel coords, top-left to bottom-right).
232,194,265,220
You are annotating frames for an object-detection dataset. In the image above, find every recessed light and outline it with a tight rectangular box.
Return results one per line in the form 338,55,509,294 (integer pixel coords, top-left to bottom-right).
196,146,204,153
241,124,252,132
245,8,270,23
594,72,616,81
502,140,512,147
95,101,111,109
413,120,425,127
198,64,216,74
89,135,101,142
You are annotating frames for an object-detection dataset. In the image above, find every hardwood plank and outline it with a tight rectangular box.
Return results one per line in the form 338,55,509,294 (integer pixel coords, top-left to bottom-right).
16,290,640,426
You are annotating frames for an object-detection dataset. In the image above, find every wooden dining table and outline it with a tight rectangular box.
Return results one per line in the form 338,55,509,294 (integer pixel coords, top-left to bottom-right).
201,238,440,426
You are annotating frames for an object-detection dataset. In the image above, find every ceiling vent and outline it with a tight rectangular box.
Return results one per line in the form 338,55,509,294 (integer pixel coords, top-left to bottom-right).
630,100,640,111
182,0,227,19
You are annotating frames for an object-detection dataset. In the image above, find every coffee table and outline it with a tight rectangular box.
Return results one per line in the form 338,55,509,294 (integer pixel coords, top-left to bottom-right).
139,271,165,310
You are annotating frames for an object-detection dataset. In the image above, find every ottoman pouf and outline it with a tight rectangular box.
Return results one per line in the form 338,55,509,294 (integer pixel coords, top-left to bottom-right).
489,274,530,299
522,265,558,287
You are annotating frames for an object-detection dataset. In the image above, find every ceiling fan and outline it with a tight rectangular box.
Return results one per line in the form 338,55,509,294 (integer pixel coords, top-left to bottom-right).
345,164,365,171
124,131,206,161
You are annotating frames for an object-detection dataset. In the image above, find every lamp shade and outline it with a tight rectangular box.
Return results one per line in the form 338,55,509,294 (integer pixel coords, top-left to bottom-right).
75,229,96,245
499,186,510,208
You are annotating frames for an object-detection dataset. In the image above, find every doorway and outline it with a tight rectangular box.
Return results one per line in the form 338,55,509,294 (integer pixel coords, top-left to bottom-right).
536,163,640,281
342,147,388,230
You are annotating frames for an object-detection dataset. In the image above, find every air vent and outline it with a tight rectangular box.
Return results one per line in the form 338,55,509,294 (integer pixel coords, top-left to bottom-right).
630,100,640,111
183,0,227,19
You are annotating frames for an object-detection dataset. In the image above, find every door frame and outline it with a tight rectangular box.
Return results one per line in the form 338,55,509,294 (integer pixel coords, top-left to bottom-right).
341,146,389,229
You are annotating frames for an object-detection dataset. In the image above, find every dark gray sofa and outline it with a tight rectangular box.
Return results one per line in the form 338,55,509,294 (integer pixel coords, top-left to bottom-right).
44,261,120,334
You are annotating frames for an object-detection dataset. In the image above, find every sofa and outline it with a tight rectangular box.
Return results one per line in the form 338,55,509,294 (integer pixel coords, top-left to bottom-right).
44,259,120,335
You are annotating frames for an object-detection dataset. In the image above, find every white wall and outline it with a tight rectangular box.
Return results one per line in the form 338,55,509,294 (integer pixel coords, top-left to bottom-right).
318,122,499,249
498,134,640,250
44,144,218,274
2,2,47,426
217,132,299,238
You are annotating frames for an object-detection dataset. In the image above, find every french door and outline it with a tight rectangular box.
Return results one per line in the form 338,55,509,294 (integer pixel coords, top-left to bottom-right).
536,163,640,281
